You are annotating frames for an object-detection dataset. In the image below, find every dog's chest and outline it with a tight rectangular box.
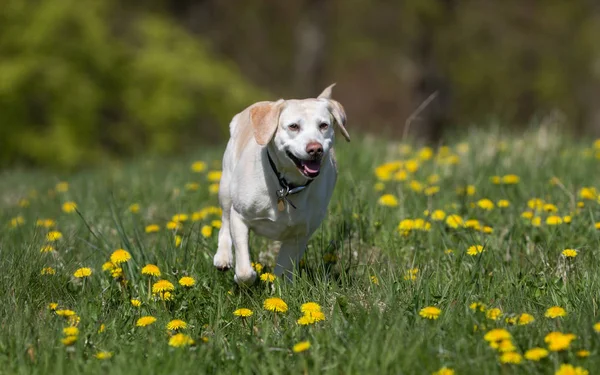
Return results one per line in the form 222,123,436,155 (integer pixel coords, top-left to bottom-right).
248,198,325,240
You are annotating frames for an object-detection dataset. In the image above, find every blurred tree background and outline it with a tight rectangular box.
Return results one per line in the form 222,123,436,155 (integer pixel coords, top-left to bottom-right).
1,0,600,169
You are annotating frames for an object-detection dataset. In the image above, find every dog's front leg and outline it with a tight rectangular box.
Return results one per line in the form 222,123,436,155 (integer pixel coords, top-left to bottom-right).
274,237,308,281
230,209,257,285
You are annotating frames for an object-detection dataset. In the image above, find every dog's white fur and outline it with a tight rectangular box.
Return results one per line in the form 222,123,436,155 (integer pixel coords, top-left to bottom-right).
213,84,349,285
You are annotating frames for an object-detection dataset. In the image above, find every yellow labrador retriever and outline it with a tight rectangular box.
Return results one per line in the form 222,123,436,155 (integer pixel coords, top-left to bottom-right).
213,84,350,284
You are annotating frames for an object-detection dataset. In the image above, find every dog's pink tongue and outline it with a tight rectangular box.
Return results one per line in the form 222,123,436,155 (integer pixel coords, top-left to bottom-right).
302,160,321,174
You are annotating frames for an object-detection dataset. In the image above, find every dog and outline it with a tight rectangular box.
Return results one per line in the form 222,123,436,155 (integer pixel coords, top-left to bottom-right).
213,84,350,285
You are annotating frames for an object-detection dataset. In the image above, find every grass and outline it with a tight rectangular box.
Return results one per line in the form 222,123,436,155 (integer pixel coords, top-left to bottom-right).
1,127,600,374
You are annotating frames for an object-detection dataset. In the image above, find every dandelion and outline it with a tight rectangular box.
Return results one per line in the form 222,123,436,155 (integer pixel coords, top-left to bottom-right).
191,161,207,172
467,245,484,256
159,291,173,301
136,316,157,327
41,267,56,275
484,329,511,342
264,297,288,313
486,308,502,320
546,215,563,225
297,315,316,325
142,264,161,277
73,267,92,278
128,203,140,213
110,249,131,264
370,275,379,285
62,201,77,213
430,210,446,221
152,279,175,293
102,262,115,272
260,273,276,283
9,216,25,227
432,367,455,375
555,364,589,375
233,308,253,318
502,174,520,184
130,299,141,307
185,182,199,191
172,214,189,222
201,225,213,238
95,351,113,360
594,322,600,333
145,224,160,233
562,249,578,258
61,336,77,346
166,221,182,230
292,341,311,353
545,332,576,351
46,231,63,241
166,319,187,330
56,182,69,192
517,313,535,325
445,215,464,228
545,306,567,318
211,220,222,228
175,235,182,247
419,306,441,320
499,351,522,364
209,183,220,194
98,324,105,333
55,309,76,317
169,333,195,347
404,268,419,281
207,170,222,182
378,194,398,207
252,262,264,273
477,199,495,210
36,219,56,228
577,350,590,358
497,199,510,208
579,187,597,200
48,303,58,310
179,276,195,287
300,302,322,314
469,302,487,312
303,311,326,322
63,327,79,336
524,347,549,361
374,182,385,191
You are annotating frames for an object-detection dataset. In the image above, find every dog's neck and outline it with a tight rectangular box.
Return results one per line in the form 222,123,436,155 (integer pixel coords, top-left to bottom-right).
265,143,313,188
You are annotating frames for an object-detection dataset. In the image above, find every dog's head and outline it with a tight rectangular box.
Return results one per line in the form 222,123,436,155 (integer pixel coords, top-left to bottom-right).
248,84,349,179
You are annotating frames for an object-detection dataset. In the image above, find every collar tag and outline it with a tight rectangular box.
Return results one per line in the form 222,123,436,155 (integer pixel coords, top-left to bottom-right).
267,150,311,211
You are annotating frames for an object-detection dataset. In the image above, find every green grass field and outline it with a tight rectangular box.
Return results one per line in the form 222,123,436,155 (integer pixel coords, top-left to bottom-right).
2,128,600,375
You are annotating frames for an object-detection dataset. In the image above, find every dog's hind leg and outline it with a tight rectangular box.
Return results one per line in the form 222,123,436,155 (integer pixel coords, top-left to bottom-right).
274,237,308,281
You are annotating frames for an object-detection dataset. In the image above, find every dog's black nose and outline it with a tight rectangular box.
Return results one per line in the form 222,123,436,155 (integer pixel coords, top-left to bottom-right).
306,142,323,157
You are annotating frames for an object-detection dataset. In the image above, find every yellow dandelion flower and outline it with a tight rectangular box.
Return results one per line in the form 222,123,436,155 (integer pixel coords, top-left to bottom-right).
304,311,325,322
264,297,288,313
555,364,589,375
370,275,379,285
63,327,79,336
502,174,520,184
490,176,501,184
48,302,58,310
579,187,597,200
260,273,276,283
185,182,199,191
467,245,484,256
36,219,56,228
577,350,590,358
404,268,419,281
102,262,115,271
484,328,511,342
40,245,55,253
98,324,105,333
374,182,385,191
545,332,576,351
56,182,69,192
469,302,487,312
175,235,182,247
409,180,423,192
179,276,195,287
166,221,182,230
545,306,567,318
145,224,160,233
424,186,440,196
495,339,515,352
68,315,80,326
301,302,322,313
497,199,510,208
378,194,399,207
172,214,189,223
531,217,542,227
209,183,220,194
142,264,161,277
465,219,481,230
169,333,195,347
292,341,311,353
419,306,441,320
445,214,464,228
128,203,140,213
207,170,222,182
110,249,131,264
131,299,141,307
546,215,563,225
191,161,207,172
594,322,600,332
46,231,63,241
136,316,157,327
517,313,535,325
432,367,455,375
595,222,600,230
233,308,253,318
166,319,187,330
201,225,213,238
251,262,263,273
61,336,77,346
73,267,92,278
477,199,495,210
9,215,25,227
297,315,316,325
41,267,56,275
55,309,76,317
562,249,578,258
158,291,173,301
95,351,113,360
111,267,123,279
486,308,502,320
499,351,522,364
62,201,77,213
211,220,222,228
431,210,446,221
524,347,549,361
152,279,175,293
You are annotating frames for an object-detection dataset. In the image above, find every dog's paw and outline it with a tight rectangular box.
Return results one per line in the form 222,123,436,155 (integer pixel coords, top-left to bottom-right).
234,269,257,286
213,252,233,271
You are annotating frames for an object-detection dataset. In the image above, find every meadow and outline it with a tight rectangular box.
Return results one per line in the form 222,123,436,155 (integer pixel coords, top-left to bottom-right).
1,128,600,375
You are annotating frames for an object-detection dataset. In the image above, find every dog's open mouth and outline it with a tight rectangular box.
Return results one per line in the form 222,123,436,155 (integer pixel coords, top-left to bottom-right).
286,150,321,179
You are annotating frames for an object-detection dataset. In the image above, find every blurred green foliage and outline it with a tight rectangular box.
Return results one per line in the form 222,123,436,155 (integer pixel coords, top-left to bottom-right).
0,0,264,169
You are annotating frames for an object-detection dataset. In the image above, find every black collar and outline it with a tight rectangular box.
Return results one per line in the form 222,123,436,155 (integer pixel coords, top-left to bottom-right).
266,149,313,209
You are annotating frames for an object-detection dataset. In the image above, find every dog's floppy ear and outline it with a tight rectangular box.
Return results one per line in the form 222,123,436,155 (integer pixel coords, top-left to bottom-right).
249,99,284,146
318,83,350,142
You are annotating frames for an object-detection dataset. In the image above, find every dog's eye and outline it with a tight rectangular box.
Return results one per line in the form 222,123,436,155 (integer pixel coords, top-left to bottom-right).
288,123,300,131
319,123,329,131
